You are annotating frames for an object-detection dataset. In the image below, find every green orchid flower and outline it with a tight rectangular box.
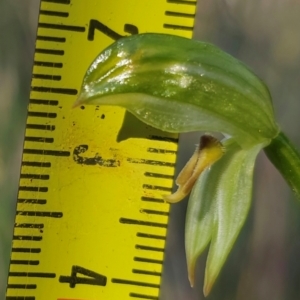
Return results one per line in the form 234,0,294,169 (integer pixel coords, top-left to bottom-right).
74,33,300,296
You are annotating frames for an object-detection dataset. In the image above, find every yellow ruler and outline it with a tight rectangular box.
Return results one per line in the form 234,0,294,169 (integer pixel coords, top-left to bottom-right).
6,0,196,299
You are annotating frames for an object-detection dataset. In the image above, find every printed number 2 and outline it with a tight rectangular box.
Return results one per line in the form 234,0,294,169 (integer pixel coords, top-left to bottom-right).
59,265,107,288
88,19,139,41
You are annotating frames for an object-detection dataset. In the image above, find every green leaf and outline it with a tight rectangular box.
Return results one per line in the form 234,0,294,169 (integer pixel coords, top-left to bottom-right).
75,33,279,148
185,139,262,296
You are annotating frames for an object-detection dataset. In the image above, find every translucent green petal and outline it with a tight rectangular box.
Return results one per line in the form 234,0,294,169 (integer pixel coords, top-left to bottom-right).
75,33,279,148
185,139,262,295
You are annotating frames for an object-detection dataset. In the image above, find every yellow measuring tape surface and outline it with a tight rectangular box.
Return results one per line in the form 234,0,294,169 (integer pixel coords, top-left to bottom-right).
6,0,196,299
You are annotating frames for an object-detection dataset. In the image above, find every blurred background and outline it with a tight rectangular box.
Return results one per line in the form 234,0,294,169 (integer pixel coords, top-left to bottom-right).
1,0,300,299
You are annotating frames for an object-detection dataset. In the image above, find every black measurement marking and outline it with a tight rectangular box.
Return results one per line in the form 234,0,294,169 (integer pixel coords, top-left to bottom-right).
132,269,161,277
130,293,159,300
9,272,55,278
167,0,197,5
35,48,64,55
40,9,69,18
141,196,164,203
6,297,35,300
32,74,61,81
120,218,167,228
16,211,63,218
10,260,40,265
34,61,63,68
144,172,174,180
31,86,77,95
11,248,41,253
19,186,48,192
143,184,172,192
28,111,57,118
147,148,177,154
140,209,169,216
88,19,138,41
39,22,85,32
135,245,164,252
13,236,42,241
36,35,66,43
127,158,175,168
134,257,163,264
149,135,178,143
24,149,70,157
6,284,36,289
29,99,59,106
22,161,51,168
59,265,107,288
15,223,44,229
20,174,50,180
165,11,196,18
24,136,54,143
164,24,194,31
17,199,47,205
41,0,70,3
73,145,118,167
112,278,159,288
137,232,166,240
26,124,55,131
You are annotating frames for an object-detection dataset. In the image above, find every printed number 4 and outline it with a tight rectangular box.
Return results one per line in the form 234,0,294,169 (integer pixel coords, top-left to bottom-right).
59,265,107,288
88,19,139,41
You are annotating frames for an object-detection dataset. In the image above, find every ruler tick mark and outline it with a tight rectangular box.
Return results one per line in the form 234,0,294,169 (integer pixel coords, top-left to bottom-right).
132,269,162,277
7,284,37,289
11,248,41,253
134,257,163,264
9,272,56,278
35,48,64,55
36,35,66,43
136,232,166,240
16,211,63,218
32,74,62,81
31,86,78,95
34,61,63,68
24,149,70,157
143,184,172,192
129,293,159,300
29,99,59,105
120,218,167,228
167,0,197,5
20,174,50,180
140,209,169,216
112,278,160,288
141,196,165,203
15,223,44,229
135,244,165,252
40,9,69,18
19,186,48,192
26,124,55,131
13,235,42,241
17,199,47,205
10,260,40,265
164,24,194,31
25,136,54,143
38,22,86,32
6,297,35,300
165,11,196,18
41,0,71,4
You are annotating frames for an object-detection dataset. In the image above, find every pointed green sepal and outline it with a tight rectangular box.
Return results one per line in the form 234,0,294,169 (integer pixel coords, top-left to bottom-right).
75,33,279,148
185,139,262,295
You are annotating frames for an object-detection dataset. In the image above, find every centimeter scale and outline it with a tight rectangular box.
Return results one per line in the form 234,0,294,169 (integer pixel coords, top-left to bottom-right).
6,0,197,299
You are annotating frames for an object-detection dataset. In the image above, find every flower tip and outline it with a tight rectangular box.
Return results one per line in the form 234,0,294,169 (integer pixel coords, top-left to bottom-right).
188,272,195,288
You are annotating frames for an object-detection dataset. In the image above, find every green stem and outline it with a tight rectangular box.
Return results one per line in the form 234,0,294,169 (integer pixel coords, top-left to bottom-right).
264,131,300,199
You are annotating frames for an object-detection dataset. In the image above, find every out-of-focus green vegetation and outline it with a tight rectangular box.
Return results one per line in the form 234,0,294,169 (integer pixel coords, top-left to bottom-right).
0,0,39,297
1,1,300,299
